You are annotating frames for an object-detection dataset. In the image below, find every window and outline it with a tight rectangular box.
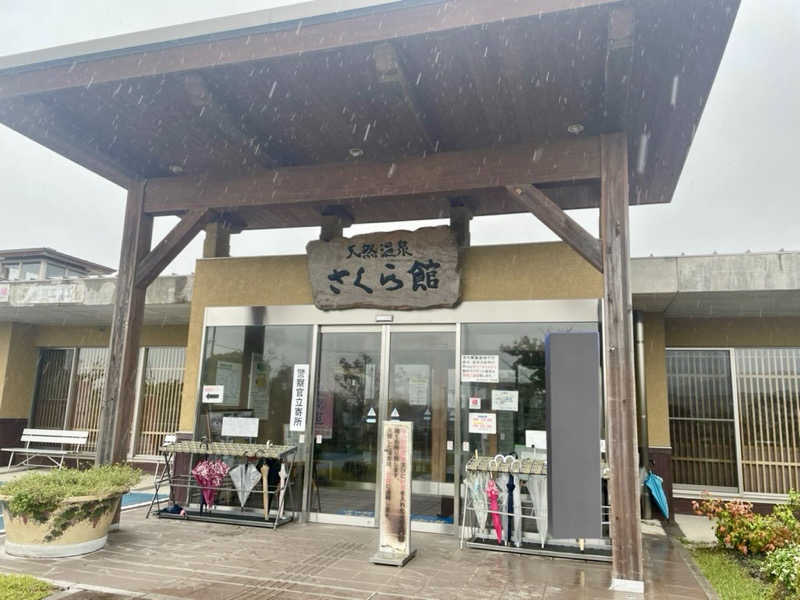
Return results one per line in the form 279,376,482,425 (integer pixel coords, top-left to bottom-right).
21,262,41,280
460,322,597,456
65,269,83,279
2,262,20,280
45,263,66,279
667,350,738,489
198,325,313,510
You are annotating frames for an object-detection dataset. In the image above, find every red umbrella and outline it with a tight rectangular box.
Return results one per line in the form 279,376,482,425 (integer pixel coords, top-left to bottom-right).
192,459,229,507
486,478,503,544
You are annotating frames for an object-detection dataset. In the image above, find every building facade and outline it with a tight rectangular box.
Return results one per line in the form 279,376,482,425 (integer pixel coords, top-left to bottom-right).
1,243,798,524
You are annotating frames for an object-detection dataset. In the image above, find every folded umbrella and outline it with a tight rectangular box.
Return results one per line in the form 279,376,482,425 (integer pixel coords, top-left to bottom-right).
644,471,670,519
191,459,229,508
276,462,289,519
486,478,503,544
229,463,262,508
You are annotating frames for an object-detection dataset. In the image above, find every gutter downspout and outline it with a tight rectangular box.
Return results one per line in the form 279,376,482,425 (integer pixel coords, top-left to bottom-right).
634,311,651,520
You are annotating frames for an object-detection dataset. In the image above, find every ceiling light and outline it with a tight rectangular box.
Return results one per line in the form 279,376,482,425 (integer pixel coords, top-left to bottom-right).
349,147,364,158
567,123,584,135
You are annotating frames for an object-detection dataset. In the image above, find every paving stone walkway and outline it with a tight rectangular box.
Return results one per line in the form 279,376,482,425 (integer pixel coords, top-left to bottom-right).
0,508,708,599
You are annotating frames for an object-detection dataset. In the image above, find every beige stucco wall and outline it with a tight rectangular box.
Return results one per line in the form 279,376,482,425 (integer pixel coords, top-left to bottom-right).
178,242,603,429
642,313,669,448
0,323,38,419
0,324,188,420
665,317,800,348
33,325,188,348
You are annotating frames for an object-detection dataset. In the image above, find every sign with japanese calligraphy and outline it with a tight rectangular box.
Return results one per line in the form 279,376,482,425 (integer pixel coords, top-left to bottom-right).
307,226,460,310
374,420,414,565
289,364,310,432
461,355,500,383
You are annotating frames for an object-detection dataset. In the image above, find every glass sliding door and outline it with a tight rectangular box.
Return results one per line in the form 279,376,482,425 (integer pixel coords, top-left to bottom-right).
387,329,456,530
312,329,382,524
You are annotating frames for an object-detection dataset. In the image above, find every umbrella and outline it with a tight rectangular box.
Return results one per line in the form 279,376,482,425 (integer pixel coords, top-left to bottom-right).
191,459,229,508
467,472,489,537
486,478,503,544
276,463,289,519
644,471,670,519
527,474,548,548
229,463,261,508
511,474,522,547
496,472,509,541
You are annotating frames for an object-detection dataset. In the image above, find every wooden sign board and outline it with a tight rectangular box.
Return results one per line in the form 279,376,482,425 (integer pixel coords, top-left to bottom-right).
307,226,460,310
372,420,416,566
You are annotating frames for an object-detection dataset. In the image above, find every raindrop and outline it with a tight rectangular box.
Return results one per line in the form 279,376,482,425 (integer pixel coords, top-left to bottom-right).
112,84,122,98
363,122,372,142
387,163,397,178
416,72,422,86
268,81,278,99
670,75,680,107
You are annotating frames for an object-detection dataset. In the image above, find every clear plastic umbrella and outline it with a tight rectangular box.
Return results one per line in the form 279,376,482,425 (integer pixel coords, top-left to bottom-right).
229,463,262,508
276,463,289,519
467,472,489,537
527,474,548,548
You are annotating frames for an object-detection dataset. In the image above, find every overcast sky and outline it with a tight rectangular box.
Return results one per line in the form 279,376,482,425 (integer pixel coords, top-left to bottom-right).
0,0,798,275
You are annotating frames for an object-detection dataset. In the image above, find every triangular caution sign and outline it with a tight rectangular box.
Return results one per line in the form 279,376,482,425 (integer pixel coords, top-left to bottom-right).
367,407,376,417
391,408,400,419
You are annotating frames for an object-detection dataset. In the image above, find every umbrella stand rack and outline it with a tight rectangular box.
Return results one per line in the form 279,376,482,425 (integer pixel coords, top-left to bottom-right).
459,455,612,562
148,440,298,530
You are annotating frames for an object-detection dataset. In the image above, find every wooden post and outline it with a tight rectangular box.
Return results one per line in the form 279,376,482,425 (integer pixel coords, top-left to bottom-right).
96,182,153,465
203,222,231,258
601,133,643,591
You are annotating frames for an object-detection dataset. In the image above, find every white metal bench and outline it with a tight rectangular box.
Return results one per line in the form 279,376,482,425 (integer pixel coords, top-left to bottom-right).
2,428,90,470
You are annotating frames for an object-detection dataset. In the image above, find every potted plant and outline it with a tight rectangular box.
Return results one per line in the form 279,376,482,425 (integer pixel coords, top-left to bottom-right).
0,464,141,558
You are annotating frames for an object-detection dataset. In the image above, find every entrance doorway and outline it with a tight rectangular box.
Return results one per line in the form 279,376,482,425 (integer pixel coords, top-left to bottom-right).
310,325,456,532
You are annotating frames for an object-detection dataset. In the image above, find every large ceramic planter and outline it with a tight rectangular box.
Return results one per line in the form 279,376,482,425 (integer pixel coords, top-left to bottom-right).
0,492,124,558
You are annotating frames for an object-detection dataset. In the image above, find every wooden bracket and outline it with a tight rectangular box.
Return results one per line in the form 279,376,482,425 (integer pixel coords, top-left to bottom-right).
506,184,602,273
135,208,216,289
320,206,355,241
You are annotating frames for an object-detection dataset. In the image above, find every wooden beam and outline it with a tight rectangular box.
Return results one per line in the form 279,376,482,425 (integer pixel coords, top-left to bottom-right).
507,184,602,272
0,0,616,100
96,181,153,465
373,42,438,152
144,136,601,215
0,98,137,188
183,73,278,169
601,132,643,588
602,6,635,131
135,208,216,289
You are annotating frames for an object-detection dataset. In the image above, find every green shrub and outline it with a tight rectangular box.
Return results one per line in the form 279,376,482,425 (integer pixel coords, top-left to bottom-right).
0,574,52,600
762,544,800,595
0,465,141,522
693,491,800,556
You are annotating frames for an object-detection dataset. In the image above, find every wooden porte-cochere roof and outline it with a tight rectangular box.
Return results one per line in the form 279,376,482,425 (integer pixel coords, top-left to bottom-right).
0,0,739,230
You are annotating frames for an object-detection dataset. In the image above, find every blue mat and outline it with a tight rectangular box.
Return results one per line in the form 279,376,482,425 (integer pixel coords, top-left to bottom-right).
0,491,166,533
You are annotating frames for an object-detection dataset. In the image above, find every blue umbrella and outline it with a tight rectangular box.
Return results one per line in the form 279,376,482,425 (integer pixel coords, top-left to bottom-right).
644,471,669,519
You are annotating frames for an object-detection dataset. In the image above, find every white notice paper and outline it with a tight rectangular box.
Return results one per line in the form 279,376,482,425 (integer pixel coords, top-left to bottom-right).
491,389,519,412
468,413,497,435
461,355,499,383
221,417,259,438
202,385,224,404
289,364,310,432
469,397,481,410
